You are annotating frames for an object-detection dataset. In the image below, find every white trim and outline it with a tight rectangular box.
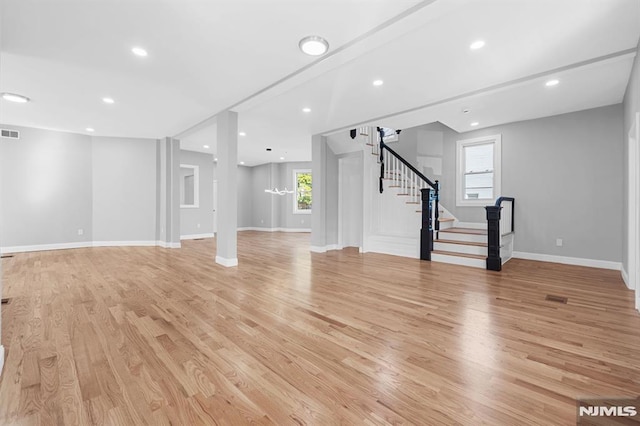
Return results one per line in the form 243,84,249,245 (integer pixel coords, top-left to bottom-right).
310,244,340,253
93,241,157,247
215,256,238,267
455,221,487,230
156,241,181,249
293,169,312,214
1,241,93,254
237,227,311,233
456,134,502,206
180,233,215,240
180,164,200,208
621,267,630,289
512,251,621,271
0,346,4,378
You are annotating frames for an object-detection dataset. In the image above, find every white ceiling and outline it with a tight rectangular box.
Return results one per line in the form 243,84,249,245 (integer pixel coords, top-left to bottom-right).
2,0,639,166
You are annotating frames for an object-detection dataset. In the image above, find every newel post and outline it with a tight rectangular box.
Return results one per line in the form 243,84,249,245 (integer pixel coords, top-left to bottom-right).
420,188,433,261
485,205,502,271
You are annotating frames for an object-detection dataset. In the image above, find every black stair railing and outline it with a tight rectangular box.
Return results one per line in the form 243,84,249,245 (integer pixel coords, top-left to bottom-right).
485,196,515,271
376,127,440,261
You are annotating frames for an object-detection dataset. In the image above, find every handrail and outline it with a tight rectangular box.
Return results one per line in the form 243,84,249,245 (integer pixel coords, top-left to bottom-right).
495,196,515,234
375,127,440,261
379,142,437,189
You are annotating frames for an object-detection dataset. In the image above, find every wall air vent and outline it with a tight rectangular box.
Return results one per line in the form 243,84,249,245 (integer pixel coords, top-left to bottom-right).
1,129,20,139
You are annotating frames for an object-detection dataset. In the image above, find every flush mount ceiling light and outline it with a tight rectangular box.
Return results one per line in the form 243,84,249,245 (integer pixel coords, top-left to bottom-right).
203,144,210,149
1,92,30,103
470,40,485,50
299,35,329,56
238,132,246,136
86,127,95,132
373,79,384,87
102,97,115,104
302,107,311,113
239,161,245,165
545,79,560,87
280,157,285,160
131,47,148,57
470,122,479,127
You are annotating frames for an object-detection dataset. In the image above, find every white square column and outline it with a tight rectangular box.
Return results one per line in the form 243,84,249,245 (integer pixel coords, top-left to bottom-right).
215,110,239,267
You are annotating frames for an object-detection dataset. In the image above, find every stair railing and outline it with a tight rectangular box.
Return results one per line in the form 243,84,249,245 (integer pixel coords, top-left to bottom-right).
485,196,515,271
376,127,440,261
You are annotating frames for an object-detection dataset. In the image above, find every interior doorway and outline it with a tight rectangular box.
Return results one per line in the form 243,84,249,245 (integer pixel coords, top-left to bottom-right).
338,154,363,249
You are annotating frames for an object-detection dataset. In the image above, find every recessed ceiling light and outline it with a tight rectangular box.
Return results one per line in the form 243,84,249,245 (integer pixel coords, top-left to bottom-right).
470,122,479,127
131,47,148,57
240,161,245,165
86,127,95,132
302,107,311,113
102,97,115,104
280,157,285,160
214,158,218,162
373,80,384,87
299,35,329,56
203,145,210,149
239,132,246,136
1,92,30,103
545,79,560,87
470,40,485,50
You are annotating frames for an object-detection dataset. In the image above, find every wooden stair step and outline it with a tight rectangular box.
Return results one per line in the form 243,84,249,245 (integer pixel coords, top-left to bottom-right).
439,218,454,222
439,227,487,235
435,238,487,247
432,250,485,260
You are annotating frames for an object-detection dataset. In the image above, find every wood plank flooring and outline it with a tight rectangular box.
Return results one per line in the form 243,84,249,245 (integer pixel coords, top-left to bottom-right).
1,231,639,425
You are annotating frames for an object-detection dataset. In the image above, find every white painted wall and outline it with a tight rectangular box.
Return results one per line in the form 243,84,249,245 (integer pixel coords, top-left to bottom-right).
339,153,363,248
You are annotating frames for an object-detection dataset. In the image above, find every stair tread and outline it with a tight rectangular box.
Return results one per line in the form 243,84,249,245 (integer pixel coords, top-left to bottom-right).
435,239,487,247
432,250,485,260
439,227,487,235
438,218,454,222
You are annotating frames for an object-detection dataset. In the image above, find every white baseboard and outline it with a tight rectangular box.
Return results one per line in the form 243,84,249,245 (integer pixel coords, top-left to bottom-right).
156,241,181,249
1,240,187,254
1,241,93,254
621,267,632,289
238,227,311,233
455,222,487,230
93,241,157,247
180,233,215,240
512,251,621,271
215,256,238,267
310,244,340,253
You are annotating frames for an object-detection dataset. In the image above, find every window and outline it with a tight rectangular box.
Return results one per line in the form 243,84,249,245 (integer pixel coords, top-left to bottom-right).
456,135,501,206
293,169,312,214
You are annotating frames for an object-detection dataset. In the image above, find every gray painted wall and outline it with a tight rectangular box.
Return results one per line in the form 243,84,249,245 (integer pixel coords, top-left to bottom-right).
180,150,214,236
237,165,253,228
399,105,624,262
0,125,94,247
93,137,157,242
622,40,640,273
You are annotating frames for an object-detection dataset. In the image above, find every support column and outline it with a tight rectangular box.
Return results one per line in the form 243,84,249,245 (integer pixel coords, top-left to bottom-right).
156,137,181,248
311,134,327,252
215,110,238,267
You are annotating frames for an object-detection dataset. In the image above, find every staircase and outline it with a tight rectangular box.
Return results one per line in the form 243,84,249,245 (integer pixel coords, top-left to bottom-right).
356,126,514,270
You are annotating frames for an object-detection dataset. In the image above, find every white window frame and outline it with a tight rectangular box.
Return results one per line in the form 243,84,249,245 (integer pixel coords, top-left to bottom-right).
293,169,312,214
456,134,501,206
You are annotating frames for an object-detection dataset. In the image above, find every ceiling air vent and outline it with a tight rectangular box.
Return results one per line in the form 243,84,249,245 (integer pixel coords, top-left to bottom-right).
1,129,20,139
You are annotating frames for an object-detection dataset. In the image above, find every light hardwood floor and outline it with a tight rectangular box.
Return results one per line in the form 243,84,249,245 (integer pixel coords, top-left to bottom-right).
1,232,639,425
